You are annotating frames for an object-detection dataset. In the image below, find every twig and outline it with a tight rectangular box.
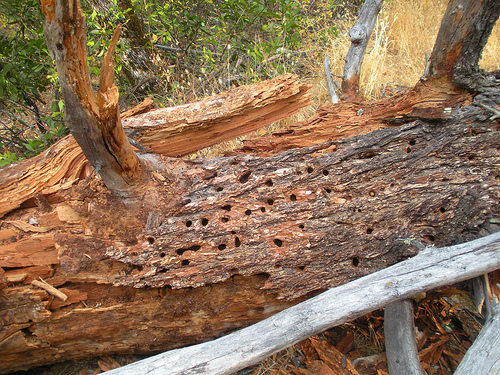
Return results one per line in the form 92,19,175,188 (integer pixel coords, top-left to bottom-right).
31,278,68,302
324,55,339,104
477,102,500,121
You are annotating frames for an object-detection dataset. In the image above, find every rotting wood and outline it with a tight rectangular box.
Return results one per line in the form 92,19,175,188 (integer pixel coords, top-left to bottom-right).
102,232,500,375
1,1,499,372
91,118,500,300
384,300,424,375
1,112,498,372
0,74,310,219
122,73,311,157
42,0,143,195
454,302,500,375
239,76,472,154
31,279,68,302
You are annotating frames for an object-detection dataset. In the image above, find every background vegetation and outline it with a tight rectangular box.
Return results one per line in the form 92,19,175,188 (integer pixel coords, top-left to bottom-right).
0,0,498,165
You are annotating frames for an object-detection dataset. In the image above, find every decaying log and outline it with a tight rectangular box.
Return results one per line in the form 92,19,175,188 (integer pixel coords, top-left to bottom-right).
1,0,499,372
240,77,472,154
103,232,500,375
454,302,500,375
0,74,310,219
341,0,384,100
1,108,499,372
99,114,500,301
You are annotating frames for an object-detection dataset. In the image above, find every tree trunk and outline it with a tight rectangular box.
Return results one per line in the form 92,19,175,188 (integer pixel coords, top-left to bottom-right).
1,0,499,373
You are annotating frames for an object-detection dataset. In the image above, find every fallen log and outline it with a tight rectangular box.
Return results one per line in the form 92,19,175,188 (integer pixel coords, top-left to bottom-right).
0,74,310,218
1,0,499,372
102,231,500,375
1,111,499,372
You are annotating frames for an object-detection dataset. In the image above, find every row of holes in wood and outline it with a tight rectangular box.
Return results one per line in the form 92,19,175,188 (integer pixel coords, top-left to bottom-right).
150,152,446,268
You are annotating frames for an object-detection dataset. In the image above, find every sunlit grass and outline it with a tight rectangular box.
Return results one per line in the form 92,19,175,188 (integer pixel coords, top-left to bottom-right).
190,0,499,158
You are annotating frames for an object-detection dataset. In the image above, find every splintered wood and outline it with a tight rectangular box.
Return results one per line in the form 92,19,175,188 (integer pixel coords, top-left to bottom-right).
0,74,310,218
122,73,311,156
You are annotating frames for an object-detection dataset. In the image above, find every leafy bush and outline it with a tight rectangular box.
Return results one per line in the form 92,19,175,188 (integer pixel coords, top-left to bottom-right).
0,0,68,164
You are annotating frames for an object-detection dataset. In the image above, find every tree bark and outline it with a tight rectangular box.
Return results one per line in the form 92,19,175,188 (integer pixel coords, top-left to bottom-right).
424,0,500,87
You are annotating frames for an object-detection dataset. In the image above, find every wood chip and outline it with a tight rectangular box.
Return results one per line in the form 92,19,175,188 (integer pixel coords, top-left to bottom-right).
5,220,52,233
31,279,68,301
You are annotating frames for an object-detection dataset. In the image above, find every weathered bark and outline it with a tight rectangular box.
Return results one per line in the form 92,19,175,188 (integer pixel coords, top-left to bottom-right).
384,300,424,375
0,74,310,218
424,0,500,87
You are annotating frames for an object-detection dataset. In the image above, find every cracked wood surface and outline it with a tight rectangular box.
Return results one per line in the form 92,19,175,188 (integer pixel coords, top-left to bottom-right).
0,74,310,219
1,105,499,372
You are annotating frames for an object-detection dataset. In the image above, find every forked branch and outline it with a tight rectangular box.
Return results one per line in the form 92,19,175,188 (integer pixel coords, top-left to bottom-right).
40,0,141,196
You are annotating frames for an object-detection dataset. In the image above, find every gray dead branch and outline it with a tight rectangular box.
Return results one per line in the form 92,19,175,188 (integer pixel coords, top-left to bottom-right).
104,231,500,375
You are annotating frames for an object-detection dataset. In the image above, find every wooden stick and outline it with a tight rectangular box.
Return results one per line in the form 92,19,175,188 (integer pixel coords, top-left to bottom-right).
454,302,500,375
104,231,500,375
324,55,339,104
384,300,424,375
31,279,68,302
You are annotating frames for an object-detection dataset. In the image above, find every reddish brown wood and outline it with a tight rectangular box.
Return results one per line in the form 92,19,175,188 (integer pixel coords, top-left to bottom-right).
41,0,143,195
0,74,310,219
425,0,500,84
